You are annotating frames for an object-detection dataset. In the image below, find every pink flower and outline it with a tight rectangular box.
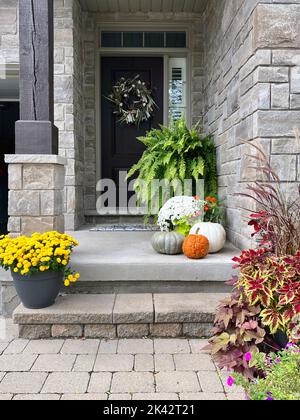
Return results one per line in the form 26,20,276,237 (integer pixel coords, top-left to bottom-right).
244,352,252,363
227,376,235,387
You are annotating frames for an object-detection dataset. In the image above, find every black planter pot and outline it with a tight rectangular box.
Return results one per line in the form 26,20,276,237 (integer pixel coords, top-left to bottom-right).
12,270,63,309
274,329,289,349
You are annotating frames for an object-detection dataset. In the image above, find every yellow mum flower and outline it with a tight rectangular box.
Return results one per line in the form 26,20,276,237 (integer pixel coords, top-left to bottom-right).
64,280,70,287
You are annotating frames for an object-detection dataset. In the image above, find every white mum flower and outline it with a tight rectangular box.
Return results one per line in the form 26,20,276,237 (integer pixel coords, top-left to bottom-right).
158,196,205,232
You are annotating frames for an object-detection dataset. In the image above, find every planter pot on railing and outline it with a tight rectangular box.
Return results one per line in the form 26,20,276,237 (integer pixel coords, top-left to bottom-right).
12,270,63,309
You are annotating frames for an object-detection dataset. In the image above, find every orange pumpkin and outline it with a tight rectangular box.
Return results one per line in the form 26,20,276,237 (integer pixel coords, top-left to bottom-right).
183,234,209,259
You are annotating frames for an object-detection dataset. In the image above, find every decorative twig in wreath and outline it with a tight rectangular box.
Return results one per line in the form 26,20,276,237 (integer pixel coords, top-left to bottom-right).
106,75,158,126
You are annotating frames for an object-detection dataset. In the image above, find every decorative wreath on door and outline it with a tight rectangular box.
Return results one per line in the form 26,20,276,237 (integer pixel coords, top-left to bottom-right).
107,75,157,126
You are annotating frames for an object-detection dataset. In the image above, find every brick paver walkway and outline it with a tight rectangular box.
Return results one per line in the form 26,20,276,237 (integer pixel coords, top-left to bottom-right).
0,318,244,401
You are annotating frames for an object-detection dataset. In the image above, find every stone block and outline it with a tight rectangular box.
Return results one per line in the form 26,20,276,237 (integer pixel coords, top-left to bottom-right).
61,394,108,400
180,393,226,400
154,354,175,372
272,138,300,154
40,190,64,216
93,341,116,356
21,216,64,236
0,372,48,394
7,217,21,233
23,164,64,190
155,371,200,393
87,372,112,393
73,355,96,372
150,323,182,338
14,295,115,325
132,393,178,400
94,354,134,372
183,323,212,339
24,339,64,354
41,372,90,394
174,354,216,372
270,155,297,181
117,339,153,355
290,94,300,109
154,294,218,323
8,164,22,190
51,324,83,338
197,371,224,393
254,111,300,138
8,191,40,216
272,50,300,66
291,67,300,94
254,4,300,49
135,354,154,372
3,339,29,354
117,324,149,338
13,394,61,400
255,66,289,83
154,339,190,354
0,353,37,372
84,325,116,339
113,294,153,324
61,339,99,355
32,354,76,372
111,372,155,394
271,83,290,109
19,325,51,340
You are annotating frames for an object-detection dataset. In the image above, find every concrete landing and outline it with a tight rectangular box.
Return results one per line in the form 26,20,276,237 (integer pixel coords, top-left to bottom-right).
69,231,239,290
13,293,227,340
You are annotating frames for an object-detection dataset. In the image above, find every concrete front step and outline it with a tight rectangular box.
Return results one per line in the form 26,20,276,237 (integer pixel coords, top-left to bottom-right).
13,293,227,340
68,231,239,294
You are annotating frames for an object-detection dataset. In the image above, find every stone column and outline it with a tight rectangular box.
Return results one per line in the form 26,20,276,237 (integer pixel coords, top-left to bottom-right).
5,155,67,236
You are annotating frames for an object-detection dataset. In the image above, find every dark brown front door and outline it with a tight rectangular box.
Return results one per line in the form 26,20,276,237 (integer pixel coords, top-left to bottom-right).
101,57,164,205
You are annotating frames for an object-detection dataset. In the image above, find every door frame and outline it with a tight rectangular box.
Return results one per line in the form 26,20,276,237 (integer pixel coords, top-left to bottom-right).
95,23,192,186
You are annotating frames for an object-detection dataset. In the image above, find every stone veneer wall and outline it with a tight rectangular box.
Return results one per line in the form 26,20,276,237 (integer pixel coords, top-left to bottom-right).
202,0,300,250
54,0,85,230
80,11,204,213
0,0,85,231
0,0,18,68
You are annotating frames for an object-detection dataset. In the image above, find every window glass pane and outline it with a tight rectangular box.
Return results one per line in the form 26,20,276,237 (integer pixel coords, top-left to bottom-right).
166,32,186,48
101,32,122,47
145,32,165,48
123,32,143,48
168,58,187,123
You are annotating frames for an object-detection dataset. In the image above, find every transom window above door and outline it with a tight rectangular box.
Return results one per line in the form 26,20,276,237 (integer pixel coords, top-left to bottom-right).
100,31,187,49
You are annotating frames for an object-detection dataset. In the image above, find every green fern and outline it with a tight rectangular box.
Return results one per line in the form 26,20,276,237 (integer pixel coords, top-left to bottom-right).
127,119,218,215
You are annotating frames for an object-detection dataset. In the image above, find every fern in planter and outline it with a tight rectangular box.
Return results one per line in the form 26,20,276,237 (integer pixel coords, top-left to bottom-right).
127,119,218,214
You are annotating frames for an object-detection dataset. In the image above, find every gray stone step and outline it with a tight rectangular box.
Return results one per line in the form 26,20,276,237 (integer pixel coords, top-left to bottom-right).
69,231,239,294
13,293,227,340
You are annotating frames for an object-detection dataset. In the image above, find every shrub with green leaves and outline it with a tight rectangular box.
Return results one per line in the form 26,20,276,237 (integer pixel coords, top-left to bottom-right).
232,345,300,401
127,120,218,214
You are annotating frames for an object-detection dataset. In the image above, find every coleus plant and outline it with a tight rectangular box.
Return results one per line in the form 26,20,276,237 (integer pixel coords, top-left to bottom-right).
233,249,300,336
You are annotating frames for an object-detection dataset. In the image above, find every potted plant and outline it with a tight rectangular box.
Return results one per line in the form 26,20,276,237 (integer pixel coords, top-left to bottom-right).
152,195,205,255
206,136,300,379
127,119,218,218
0,231,80,309
228,344,300,400
190,196,226,253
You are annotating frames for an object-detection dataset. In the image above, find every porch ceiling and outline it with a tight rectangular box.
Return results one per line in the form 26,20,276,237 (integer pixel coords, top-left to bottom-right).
79,0,207,14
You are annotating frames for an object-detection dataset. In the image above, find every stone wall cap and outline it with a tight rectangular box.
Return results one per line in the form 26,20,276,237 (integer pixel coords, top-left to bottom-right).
5,155,68,166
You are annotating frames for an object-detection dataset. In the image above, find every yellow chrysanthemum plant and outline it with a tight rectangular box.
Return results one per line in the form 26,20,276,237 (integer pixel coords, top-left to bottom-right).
0,231,80,287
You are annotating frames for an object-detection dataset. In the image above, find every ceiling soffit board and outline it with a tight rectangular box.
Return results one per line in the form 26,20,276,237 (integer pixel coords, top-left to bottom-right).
79,0,208,14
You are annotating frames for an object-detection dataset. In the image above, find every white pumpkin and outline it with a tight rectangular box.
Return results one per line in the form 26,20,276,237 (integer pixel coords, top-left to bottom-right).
190,222,226,254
